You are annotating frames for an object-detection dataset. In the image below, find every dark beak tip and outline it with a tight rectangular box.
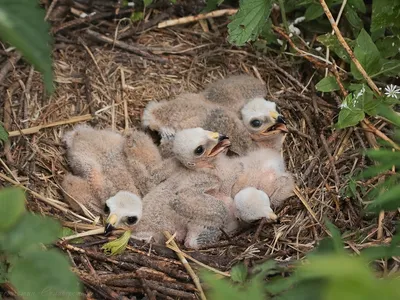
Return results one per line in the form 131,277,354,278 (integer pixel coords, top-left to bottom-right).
277,115,286,124
104,224,115,235
218,134,229,141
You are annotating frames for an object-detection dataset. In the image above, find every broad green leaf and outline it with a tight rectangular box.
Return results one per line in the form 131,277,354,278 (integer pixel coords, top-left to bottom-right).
143,0,153,7
344,6,363,36
251,260,279,280
227,0,273,46
230,263,247,283
371,0,400,34
9,250,81,300
130,12,144,22
337,107,364,128
0,0,53,93
315,76,340,92
367,184,400,212
259,19,276,44
204,0,224,12
305,4,324,21
102,230,131,255
366,149,400,164
2,213,61,253
376,103,400,127
347,0,366,13
325,220,344,252
317,33,355,63
59,227,83,244
360,245,400,261
358,163,395,179
351,29,382,80
376,36,400,58
0,124,8,143
274,278,326,300
0,187,26,232
201,270,265,300
378,59,400,77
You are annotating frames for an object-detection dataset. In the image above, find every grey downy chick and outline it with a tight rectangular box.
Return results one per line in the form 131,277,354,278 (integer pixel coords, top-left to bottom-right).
104,128,233,249
201,74,289,151
61,124,139,214
142,93,255,156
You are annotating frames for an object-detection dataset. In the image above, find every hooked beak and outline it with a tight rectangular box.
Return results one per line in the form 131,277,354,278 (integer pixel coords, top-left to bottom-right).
208,134,231,157
266,211,278,221
104,214,118,235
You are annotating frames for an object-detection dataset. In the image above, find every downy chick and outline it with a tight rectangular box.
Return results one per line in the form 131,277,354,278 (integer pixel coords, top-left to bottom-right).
142,93,255,156
104,130,278,249
201,74,288,151
104,129,233,248
61,124,139,214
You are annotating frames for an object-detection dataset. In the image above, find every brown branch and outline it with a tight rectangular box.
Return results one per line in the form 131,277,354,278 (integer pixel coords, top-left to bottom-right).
85,29,169,64
318,0,381,95
158,9,238,29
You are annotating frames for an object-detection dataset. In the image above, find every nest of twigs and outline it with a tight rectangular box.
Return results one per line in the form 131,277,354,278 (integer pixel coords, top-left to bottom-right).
0,1,396,299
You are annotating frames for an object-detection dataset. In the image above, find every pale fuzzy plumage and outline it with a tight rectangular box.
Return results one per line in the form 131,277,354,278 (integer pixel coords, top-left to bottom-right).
61,125,140,214
105,191,142,227
142,93,255,156
233,187,277,222
201,74,268,115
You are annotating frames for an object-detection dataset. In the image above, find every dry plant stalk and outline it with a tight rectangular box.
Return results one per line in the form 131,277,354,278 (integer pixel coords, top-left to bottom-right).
164,231,207,300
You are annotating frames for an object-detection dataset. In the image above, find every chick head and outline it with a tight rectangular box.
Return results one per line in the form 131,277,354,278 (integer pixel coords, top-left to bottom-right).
234,187,278,223
241,98,288,141
172,127,231,169
104,191,143,234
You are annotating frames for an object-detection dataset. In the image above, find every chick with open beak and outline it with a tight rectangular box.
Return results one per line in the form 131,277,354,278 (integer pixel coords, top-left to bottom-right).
172,128,231,169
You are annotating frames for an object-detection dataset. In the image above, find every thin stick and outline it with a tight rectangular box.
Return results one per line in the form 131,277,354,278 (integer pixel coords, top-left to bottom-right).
8,114,93,137
0,172,92,223
165,244,230,277
120,68,129,132
362,119,400,150
86,29,168,64
164,231,207,300
318,0,381,95
62,228,105,241
158,9,238,28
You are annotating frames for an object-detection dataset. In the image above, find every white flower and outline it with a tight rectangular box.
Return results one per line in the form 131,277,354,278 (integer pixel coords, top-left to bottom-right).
384,84,400,99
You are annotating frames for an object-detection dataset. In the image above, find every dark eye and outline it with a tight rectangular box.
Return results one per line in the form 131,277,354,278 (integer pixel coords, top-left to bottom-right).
104,204,110,214
127,216,138,225
194,145,204,155
250,119,262,128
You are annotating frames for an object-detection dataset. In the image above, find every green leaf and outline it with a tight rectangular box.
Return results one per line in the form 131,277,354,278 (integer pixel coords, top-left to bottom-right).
305,3,324,21
143,0,153,7
227,0,273,46
360,245,400,261
201,270,265,300
348,0,366,13
317,33,355,63
376,103,400,127
9,250,81,300
102,230,131,255
0,261,7,283
0,124,9,143
376,36,400,58
230,263,247,283
325,220,344,252
344,6,363,36
204,0,224,12
337,108,364,128
378,59,400,77
371,0,400,34
315,76,340,92
337,87,369,129
0,0,54,93
367,184,400,212
351,29,383,80
130,12,144,22
0,187,26,232
2,213,61,253
59,227,83,244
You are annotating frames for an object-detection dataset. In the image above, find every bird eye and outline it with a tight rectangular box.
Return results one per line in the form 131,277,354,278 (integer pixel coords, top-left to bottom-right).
126,216,138,225
194,145,204,155
104,204,110,214
250,119,262,128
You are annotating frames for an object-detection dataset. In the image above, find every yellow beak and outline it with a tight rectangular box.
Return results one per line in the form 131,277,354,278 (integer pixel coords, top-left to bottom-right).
104,213,118,234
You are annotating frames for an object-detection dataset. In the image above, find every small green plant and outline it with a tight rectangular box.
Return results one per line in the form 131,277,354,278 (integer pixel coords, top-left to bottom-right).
0,187,82,300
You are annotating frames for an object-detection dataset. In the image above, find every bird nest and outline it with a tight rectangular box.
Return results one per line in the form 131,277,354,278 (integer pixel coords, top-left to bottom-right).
0,3,391,299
